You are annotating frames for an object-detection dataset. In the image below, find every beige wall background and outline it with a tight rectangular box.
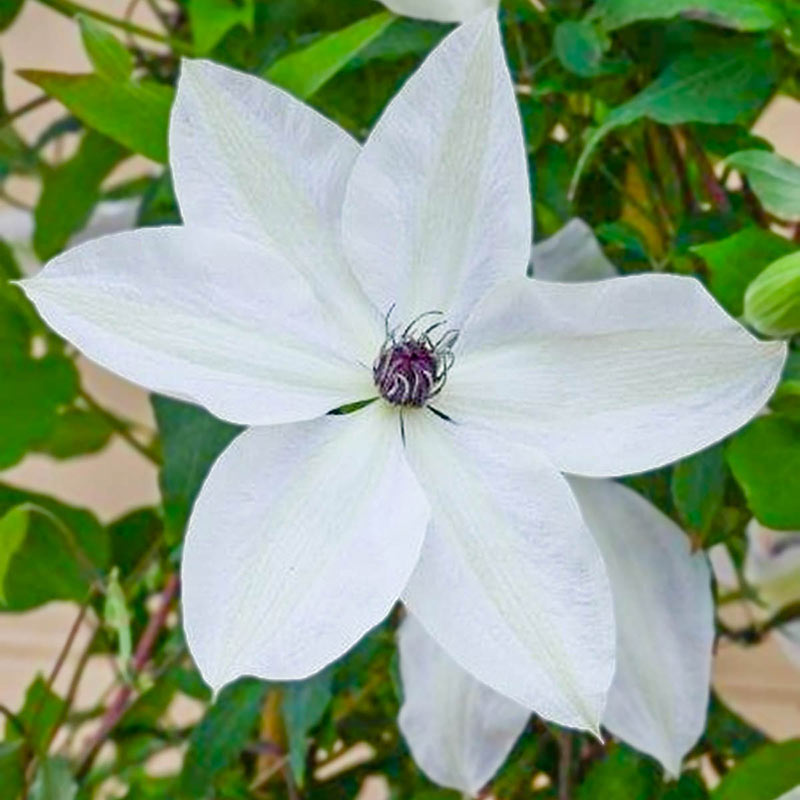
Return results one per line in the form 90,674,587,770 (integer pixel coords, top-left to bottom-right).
1,0,800,749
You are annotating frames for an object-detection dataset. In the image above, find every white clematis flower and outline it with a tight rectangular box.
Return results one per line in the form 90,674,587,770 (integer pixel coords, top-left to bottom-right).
380,0,495,23
399,478,714,794
19,13,784,732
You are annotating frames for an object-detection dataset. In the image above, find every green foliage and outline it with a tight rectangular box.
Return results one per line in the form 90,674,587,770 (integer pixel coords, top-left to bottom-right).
78,17,134,81
189,0,255,55
0,0,24,31
727,415,800,528
264,11,397,99
590,0,784,32
745,251,800,337
726,149,800,221
30,757,78,800
712,740,800,800
152,396,241,545
282,671,333,786
693,227,796,315
577,744,662,799
671,444,727,539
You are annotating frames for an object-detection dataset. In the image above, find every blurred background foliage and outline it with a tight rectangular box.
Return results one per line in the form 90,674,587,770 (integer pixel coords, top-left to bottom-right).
1,0,800,797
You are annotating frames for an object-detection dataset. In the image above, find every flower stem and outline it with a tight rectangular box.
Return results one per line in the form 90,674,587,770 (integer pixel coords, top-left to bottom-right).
34,0,194,56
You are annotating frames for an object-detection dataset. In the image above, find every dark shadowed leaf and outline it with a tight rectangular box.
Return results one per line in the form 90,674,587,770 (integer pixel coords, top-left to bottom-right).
672,444,727,538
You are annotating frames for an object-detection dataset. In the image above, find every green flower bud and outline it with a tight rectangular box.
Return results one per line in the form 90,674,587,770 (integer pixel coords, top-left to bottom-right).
744,252,800,338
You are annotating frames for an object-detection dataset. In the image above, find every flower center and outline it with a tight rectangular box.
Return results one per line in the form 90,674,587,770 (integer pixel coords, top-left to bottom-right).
373,310,458,407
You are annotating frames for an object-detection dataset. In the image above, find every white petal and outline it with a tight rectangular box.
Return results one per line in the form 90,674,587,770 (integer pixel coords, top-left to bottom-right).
441,274,786,477
744,520,800,609
182,403,429,689
530,218,618,283
398,614,529,795
400,412,615,731
379,0,496,23
20,227,373,426
170,59,379,352
569,478,714,777
342,12,530,327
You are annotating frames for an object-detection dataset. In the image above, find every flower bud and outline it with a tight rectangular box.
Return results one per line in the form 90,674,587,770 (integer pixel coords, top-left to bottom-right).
744,252,800,338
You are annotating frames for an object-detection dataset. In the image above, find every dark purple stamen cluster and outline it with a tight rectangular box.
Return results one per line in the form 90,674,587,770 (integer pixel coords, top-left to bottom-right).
373,310,457,407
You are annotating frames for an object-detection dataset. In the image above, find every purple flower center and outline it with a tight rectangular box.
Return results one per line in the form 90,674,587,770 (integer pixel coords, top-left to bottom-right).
373,311,457,407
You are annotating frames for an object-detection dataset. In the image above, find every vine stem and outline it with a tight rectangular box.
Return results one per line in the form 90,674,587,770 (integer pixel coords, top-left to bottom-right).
79,389,162,466
76,573,180,777
558,730,572,800
35,0,194,55
0,94,52,127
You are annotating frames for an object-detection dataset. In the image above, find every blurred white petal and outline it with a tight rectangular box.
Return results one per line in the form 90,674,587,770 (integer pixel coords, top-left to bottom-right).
569,478,714,776
379,0,496,23
530,218,618,282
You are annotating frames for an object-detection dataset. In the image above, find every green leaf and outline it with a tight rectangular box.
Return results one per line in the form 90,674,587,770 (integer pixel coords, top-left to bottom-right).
108,507,162,575
703,693,767,760
0,485,108,610
152,396,241,546
693,227,796,315
591,0,784,32
7,676,67,753
727,416,800,529
0,279,80,469
179,678,268,798
265,11,396,100
744,251,800,337
662,773,710,800
554,21,607,77
0,742,25,799
0,0,24,32
282,671,333,786
577,743,661,799
570,41,776,195
671,444,727,538
0,506,27,603
726,150,800,221
692,226,796,317
189,0,254,55
78,16,134,81
32,407,114,460
104,568,132,675
712,740,800,800
19,70,174,163
30,757,77,800
34,129,128,260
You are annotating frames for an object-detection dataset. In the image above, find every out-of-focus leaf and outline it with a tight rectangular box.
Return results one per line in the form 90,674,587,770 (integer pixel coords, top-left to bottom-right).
30,756,77,800
19,70,173,162
136,171,180,227
0,485,108,610
0,742,25,798
152,396,241,546
590,0,784,32
554,20,609,77
265,11,396,100
104,568,132,675
34,129,128,260
282,671,333,786
7,676,66,753
711,740,800,800
727,416,800,529
190,0,254,55
78,16,134,81
692,123,772,158
692,227,796,315
108,507,162,575
33,407,114,460
571,41,776,194
672,444,727,538
745,251,800,337
348,18,446,67
727,150,800,221
0,275,80,469
0,0,24,32
0,506,27,603
576,743,661,799
662,773,710,799
179,677,268,798
702,694,766,760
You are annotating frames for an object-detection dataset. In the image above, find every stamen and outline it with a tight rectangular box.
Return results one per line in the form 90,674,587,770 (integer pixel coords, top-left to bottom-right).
373,309,458,407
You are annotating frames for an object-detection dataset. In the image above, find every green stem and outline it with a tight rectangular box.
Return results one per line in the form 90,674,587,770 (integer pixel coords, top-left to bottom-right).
79,389,162,466
0,94,52,127
35,0,194,56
